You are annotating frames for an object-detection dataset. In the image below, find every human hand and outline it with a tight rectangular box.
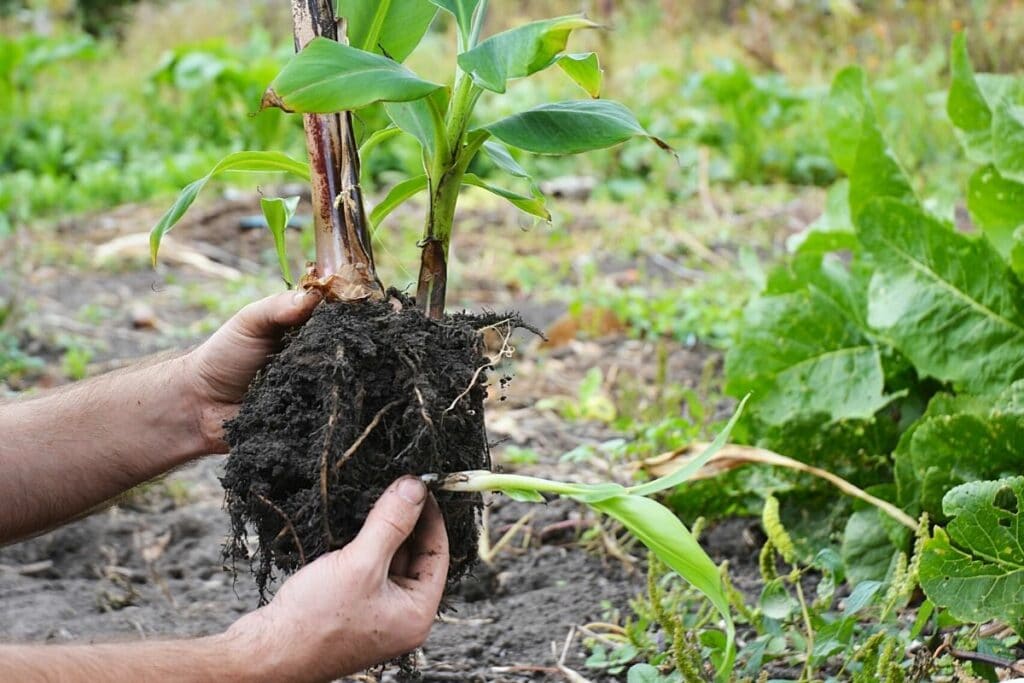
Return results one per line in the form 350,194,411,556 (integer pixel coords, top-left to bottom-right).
224,477,449,683
184,290,320,452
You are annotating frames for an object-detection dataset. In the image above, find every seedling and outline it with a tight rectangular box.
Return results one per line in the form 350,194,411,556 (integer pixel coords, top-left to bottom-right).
147,0,735,678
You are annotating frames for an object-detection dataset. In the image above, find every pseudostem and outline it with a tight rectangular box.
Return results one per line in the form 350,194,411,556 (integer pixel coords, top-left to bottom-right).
290,0,383,303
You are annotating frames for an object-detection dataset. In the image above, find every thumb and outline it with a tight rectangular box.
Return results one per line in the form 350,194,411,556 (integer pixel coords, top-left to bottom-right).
231,289,320,341
351,477,428,565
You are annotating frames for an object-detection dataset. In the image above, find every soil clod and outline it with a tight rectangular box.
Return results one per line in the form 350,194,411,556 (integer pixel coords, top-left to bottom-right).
222,293,526,601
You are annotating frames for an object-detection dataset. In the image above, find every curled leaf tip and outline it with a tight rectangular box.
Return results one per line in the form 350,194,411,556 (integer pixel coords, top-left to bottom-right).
260,89,289,113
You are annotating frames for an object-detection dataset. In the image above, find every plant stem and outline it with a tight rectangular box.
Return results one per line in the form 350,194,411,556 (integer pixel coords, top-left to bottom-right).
291,0,383,302
431,470,589,497
414,44,487,318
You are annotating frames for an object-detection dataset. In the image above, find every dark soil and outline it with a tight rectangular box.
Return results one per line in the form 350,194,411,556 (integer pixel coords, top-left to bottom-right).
222,295,527,599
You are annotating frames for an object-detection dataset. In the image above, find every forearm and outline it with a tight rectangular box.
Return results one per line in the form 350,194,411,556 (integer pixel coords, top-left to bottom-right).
0,352,215,544
0,633,259,682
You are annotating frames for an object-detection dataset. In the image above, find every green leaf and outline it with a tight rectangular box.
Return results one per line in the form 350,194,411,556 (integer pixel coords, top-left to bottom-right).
948,32,994,163
858,198,1024,394
904,386,1024,518
725,255,894,425
556,52,601,97
947,33,1018,163
358,126,403,185
626,663,665,683
1013,228,1024,279
385,89,449,168
787,179,857,255
588,493,735,680
483,100,663,155
825,67,916,218
993,97,1024,184
842,578,885,615
627,396,747,498
841,510,897,583
967,164,1024,258
457,15,598,93
260,196,299,286
339,0,438,62
150,151,310,265
369,174,428,229
920,477,1024,634
429,0,480,46
759,578,798,619
461,173,549,221
262,37,442,114
482,139,531,178
503,488,546,503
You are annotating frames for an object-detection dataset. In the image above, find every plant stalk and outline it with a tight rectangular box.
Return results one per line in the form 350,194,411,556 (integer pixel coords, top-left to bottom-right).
414,29,488,319
291,0,383,302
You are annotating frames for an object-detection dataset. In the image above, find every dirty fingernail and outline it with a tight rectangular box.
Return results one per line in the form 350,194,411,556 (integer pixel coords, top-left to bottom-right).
292,290,313,306
397,477,426,504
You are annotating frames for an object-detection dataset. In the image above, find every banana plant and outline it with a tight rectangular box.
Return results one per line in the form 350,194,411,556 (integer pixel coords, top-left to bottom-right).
149,0,666,317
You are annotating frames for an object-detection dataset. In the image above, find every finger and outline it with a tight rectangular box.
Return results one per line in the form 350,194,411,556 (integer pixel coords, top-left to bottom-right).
351,477,427,569
401,493,449,591
232,290,321,341
389,543,411,578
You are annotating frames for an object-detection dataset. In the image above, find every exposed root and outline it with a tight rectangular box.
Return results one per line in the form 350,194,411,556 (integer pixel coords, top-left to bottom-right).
334,399,401,473
319,383,341,547
251,489,306,566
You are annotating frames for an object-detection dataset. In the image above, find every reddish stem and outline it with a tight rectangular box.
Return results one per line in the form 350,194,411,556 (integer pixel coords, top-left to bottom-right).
291,0,383,302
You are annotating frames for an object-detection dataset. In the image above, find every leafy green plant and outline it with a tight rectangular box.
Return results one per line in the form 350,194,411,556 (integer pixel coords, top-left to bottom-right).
721,34,1024,582
680,58,835,186
920,477,1024,634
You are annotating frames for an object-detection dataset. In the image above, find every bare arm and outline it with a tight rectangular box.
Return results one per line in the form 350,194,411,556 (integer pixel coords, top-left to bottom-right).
0,290,320,544
0,478,449,683
0,634,247,682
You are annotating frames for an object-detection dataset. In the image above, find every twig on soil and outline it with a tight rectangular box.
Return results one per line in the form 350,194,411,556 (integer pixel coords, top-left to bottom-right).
0,560,53,576
251,489,306,566
437,613,495,626
934,639,1024,676
636,443,919,530
554,627,592,683
479,508,535,565
334,399,401,473
576,624,627,648
696,146,720,222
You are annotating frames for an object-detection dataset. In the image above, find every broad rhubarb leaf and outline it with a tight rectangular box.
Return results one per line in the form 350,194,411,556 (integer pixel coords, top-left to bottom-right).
920,477,1024,634
857,199,1024,394
725,254,893,425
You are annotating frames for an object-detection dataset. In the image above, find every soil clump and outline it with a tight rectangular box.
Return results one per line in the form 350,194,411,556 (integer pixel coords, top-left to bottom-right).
222,294,524,599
